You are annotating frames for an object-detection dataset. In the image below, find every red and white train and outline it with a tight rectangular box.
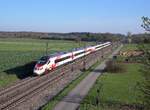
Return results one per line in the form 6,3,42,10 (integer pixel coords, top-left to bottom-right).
33,42,111,75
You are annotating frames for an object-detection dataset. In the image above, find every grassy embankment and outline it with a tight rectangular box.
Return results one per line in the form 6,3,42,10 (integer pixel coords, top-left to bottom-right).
0,38,93,87
80,44,145,110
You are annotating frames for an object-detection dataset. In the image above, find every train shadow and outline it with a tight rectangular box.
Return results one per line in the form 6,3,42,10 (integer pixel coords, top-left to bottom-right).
80,68,104,73
4,61,37,79
91,69,104,73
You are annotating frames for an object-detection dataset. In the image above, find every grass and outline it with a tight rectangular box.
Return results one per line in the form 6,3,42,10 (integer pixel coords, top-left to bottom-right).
99,64,143,104
42,61,101,110
80,63,144,110
121,43,150,52
0,38,93,87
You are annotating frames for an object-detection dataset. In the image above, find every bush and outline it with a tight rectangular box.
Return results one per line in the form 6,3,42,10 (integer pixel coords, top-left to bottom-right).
104,60,125,73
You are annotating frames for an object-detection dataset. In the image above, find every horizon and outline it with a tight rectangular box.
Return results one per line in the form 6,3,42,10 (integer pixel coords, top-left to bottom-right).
0,31,148,35
0,0,150,34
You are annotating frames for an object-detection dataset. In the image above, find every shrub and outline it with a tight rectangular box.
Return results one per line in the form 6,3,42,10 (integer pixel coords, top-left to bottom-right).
104,60,125,73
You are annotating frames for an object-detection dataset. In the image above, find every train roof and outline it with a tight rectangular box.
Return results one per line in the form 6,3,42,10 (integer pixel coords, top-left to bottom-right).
45,47,85,58
38,42,111,60
45,45,94,58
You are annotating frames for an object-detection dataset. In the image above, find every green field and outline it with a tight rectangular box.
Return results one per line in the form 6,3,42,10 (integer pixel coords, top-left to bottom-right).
0,38,93,87
79,44,145,110
121,43,150,52
80,63,143,110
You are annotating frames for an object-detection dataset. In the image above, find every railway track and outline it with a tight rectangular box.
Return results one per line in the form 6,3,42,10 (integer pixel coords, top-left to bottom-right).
0,57,84,110
0,69,72,110
0,77,37,96
0,77,33,92
0,43,116,110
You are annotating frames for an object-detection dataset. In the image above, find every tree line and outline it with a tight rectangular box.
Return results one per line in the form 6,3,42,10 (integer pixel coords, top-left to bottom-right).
0,31,150,43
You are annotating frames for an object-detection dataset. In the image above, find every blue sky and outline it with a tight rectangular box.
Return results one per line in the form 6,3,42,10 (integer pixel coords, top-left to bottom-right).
0,0,149,34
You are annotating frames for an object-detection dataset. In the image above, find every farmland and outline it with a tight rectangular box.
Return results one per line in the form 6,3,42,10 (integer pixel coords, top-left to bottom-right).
0,38,93,87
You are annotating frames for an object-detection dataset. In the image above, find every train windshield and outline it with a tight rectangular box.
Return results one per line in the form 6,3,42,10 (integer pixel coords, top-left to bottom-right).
38,56,49,64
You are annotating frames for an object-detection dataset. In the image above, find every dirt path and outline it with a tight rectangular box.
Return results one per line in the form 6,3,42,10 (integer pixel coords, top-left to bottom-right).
53,45,123,110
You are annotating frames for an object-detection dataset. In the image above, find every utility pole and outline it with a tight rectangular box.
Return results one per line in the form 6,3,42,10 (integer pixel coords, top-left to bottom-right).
45,41,48,56
83,41,86,71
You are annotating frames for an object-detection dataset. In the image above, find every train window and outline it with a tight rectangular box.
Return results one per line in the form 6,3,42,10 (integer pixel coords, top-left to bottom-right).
55,56,70,63
74,51,85,56
47,61,50,64
38,56,49,64
38,60,47,64
96,45,103,49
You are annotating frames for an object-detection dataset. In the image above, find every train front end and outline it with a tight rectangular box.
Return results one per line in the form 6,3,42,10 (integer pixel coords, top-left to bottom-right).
33,56,49,75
